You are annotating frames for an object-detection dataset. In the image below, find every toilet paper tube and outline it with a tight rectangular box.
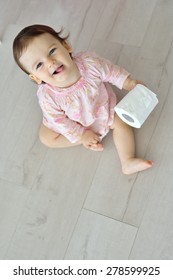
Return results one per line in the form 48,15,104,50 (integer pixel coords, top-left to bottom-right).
114,84,159,128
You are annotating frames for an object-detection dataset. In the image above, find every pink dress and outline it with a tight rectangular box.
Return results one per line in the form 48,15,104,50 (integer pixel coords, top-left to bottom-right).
37,52,130,143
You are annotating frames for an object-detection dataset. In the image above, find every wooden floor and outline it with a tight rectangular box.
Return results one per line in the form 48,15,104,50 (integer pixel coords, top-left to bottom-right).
0,0,173,260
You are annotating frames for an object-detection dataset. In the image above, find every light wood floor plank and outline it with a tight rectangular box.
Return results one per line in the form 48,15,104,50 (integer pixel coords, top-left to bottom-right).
0,180,29,259
65,209,137,260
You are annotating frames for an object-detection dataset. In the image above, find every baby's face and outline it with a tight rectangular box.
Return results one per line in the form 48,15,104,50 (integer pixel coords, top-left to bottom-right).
19,33,78,87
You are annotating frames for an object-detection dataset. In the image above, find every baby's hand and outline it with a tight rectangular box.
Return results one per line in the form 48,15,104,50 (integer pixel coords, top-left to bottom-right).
123,77,146,91
81,130,104,151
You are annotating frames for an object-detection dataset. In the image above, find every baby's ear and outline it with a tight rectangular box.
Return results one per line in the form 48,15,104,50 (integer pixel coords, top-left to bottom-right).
29,74,42,84
62,41,72,53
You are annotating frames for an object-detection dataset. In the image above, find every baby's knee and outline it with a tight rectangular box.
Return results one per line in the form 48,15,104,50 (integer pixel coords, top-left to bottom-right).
39,132,53,148
39,124,61,148
39,128,58,148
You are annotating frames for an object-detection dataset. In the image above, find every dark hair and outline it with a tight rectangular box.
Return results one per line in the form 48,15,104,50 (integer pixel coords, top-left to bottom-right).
13,24,69,74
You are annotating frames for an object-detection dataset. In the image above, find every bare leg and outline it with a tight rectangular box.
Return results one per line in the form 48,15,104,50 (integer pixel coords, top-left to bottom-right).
111,115,153,175
39,124,81,148
39,124,103,151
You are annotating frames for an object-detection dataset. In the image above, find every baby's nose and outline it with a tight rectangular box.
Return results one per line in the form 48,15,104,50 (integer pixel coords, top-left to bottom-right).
47,58,55,68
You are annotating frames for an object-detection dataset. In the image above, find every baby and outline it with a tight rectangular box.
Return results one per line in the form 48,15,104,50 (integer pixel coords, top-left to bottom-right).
13,24,153,174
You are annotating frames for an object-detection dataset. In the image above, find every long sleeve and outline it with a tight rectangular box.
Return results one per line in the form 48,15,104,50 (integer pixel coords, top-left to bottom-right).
38,92,85,143
81,52,130,89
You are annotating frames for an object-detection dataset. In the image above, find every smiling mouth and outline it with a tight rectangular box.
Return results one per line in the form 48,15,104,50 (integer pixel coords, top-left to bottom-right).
52,65,64,75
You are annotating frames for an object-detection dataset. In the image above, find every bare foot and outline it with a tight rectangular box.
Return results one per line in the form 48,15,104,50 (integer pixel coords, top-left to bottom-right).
122,158,153,175
89,142,104,151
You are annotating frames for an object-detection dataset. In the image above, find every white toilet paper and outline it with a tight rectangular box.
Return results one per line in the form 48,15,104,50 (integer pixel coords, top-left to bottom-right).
114,84,159,128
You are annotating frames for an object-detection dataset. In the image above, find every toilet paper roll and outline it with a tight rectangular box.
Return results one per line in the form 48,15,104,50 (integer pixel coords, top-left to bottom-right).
114,84,159,128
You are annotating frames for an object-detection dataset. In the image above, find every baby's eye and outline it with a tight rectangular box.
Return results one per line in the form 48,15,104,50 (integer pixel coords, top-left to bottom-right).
36,62,43,70
49,48,56,55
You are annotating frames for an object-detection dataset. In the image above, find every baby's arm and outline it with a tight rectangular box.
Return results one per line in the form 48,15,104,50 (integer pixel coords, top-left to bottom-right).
39,88,104,150
122,76,145,91
88,52,145,91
